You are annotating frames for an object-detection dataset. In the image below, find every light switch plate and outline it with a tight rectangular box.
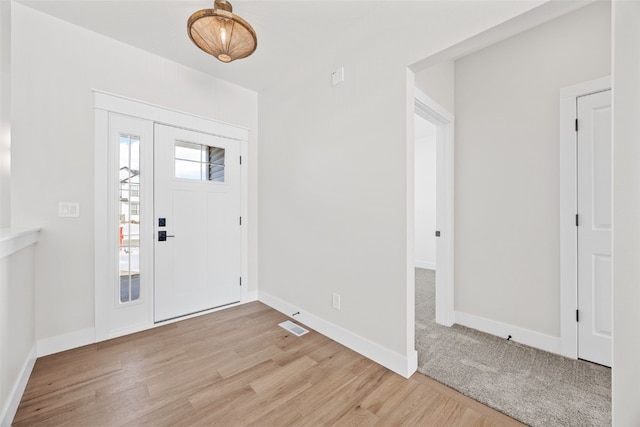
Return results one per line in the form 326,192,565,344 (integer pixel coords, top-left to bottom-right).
58,202,80,218
332,292,341,309
331,67,344,86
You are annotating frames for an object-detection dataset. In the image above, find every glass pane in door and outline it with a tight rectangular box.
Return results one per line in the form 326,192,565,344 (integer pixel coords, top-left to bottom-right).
119,134,141,303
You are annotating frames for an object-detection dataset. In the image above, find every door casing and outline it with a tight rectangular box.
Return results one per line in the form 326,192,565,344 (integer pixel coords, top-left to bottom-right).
94,90,250,342
559,76,611,360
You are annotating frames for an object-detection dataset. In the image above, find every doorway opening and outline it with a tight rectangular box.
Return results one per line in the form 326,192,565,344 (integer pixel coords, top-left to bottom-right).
414,89,454,327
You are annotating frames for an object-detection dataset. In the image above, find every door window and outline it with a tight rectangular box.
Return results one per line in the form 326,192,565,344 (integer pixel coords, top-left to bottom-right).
175,140,225,183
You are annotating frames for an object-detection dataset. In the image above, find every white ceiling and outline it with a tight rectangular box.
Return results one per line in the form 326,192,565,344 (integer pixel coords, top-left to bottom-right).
16,1,590,93
16,0,386,92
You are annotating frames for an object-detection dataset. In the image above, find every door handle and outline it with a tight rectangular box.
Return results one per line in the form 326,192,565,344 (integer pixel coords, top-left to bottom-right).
158,231,176,241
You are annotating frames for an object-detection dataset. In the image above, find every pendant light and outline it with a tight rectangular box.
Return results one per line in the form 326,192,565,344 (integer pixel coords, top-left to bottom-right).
187,0,257,63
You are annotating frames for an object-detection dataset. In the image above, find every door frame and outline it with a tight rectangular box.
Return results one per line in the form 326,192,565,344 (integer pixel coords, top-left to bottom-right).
94,90,250,342
414,88,455,327
559,76,611,359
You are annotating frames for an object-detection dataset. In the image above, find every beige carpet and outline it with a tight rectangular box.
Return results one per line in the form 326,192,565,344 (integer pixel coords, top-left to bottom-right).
415,268,611,427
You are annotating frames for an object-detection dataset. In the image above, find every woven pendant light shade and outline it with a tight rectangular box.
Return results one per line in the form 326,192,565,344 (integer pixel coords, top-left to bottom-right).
187,0,257,63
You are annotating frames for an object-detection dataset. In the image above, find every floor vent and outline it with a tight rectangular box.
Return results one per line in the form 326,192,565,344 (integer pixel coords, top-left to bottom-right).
279,320,309,337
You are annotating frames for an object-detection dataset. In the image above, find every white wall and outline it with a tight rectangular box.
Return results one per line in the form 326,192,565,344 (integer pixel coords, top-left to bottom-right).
258,1,546,366
414,117,437,270
414,60,455,115
454,2,611,337
0,1,10,228
612,1,640,424
9,3,258,342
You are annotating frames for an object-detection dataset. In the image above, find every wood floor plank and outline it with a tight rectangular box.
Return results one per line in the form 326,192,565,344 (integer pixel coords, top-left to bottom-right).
246,403,303,427
360,370,418,415
216,345,283,379
374,378,440,425
65,383,153,426
332,405,380,426
362,373,423,420
411,373,527,426
271,331,331,367
298,362,388,426
12,387,97,426
226,374,313,425
181,385,258,426
120,398,196,427
400,393,463,426
13,302,524,426
145,353,224,399
187,360,279,409
249,355,317,395
303,343,362,385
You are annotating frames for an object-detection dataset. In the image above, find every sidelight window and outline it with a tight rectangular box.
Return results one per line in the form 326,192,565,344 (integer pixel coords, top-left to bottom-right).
119,134,141,303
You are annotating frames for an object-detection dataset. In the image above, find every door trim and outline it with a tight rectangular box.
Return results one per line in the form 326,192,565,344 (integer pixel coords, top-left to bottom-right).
559,76,611,359
414,88,455,327
94,90,251,342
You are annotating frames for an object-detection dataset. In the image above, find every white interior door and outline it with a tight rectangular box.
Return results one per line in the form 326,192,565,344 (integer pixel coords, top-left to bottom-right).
154,124,241,322
577,89,612,366
414,114,437,271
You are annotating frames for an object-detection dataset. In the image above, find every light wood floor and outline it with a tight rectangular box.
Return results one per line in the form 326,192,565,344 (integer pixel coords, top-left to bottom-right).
14,302,524,426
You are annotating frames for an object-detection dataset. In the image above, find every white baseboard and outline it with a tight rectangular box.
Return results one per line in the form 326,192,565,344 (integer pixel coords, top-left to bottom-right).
415,260,435,270
406,348,418,376
106,323,154,341
37,328,95,357
259,291,416,378
1,344,36,427
454,311,562,355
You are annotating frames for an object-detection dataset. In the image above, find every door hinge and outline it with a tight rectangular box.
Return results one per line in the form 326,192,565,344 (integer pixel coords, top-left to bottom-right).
240,216,242,226
575,214,579,227
575,118,579,132
576,309,580,322
240,277,242,286
240,155,242,165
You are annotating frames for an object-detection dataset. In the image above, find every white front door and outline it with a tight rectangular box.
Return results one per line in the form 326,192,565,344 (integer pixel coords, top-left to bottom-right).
577,89,612,366
154,124,242,322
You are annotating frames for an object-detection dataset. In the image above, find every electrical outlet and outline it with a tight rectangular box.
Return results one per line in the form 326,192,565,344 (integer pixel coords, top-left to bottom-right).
332,293,341,310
